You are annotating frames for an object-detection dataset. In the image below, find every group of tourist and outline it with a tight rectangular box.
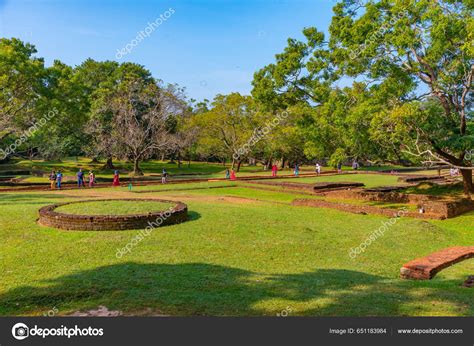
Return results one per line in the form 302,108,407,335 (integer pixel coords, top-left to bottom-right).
48,169,95,190
220,161,361,181
277,160,359,177
225,169,237,180
48,167,174,190
48,170,63,189
76,168,96,188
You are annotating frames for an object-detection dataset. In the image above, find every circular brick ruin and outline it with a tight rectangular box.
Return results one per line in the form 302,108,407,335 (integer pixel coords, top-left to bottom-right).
38,199,188,231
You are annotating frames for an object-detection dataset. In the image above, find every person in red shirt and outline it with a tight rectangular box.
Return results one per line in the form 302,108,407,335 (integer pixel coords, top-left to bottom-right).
112,170,120,186
271,164,278,177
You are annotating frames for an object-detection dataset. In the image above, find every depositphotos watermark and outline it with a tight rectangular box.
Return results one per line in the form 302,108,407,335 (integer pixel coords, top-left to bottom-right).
233,111,289,160
115,8,175,59
11,322,103,340
349,207,408,259
276,306,293,317
0,108,58,160
464,149,474,161
42,306,59,317
115,207,174,258
349,9,409,60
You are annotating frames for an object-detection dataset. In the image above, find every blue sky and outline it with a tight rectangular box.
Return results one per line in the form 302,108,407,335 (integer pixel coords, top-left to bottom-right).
0,0,335,101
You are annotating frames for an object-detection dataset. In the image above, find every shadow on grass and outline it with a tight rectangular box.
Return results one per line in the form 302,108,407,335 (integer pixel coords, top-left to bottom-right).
0,263,472,316
187,211,201,222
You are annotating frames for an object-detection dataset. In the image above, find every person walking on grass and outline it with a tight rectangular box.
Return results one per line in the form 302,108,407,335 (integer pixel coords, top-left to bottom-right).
88,170,95,188
337,162,342,174
49,170,57,190
112,170,120,186
56,171,63,189
162,169,168,184
77,168,85,188
230,169,236,181
352,160,359,170
294,163,299,177
225,169,230,180
271,164,278,177
315,163,321,175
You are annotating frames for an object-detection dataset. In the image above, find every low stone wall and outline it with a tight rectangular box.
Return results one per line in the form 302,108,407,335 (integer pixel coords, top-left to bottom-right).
246,181,316,192
400,246,474,280
135,184,238,194
397,175,443,183
247,180,364,193
292,199,437,219
321,189,474,219
38,199,188,231
420,199,474,218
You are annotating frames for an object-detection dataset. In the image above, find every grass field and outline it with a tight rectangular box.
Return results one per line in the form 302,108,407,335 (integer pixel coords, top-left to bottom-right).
0,180,473,317
55,200,175,215
275,173,406,188
404,182,465,199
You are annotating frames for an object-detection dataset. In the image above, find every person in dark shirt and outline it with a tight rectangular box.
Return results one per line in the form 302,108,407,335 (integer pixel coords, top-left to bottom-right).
49,171,57,190
77,169,85,188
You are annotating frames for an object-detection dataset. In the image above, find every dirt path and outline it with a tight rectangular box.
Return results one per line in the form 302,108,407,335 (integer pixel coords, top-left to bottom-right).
52,188,264,206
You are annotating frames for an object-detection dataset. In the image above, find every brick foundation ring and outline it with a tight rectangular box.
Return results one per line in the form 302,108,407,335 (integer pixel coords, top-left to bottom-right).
38,199,188,231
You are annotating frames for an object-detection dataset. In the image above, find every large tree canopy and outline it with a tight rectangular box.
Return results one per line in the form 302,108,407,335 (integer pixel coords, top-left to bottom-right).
0,38,46,146
329,0,473,191
252,0,473,192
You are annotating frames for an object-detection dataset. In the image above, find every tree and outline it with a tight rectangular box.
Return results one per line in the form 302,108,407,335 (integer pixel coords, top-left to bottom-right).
84,62,151,169
33,60,89,159
109,77,184,176
253,1,473,193
0,38,46,158
330,0,473,193
193,93,255,170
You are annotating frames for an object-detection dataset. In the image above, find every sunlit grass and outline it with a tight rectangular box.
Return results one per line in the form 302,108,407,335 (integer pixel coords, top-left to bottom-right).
55,200,175,215
0,185,472,316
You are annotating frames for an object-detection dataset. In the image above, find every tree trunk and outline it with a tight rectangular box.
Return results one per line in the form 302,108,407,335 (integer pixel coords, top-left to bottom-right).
237,160,242,172
460,169,473,196
132,158,144,176
266,155,273,170
90,157,99,164
102,157,114,169
280,157,286,169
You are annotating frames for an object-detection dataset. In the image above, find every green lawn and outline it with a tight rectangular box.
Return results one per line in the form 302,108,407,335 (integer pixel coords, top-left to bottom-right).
0,185,473,317
273,173,406,188
129,181,237,192
55,200,175,215
404,182,465,199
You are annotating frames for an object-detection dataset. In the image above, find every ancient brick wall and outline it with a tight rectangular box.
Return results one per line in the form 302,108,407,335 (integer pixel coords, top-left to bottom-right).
38,199,188,231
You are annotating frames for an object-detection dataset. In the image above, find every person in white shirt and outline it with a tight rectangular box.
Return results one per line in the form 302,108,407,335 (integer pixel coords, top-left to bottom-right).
315,163,321,175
